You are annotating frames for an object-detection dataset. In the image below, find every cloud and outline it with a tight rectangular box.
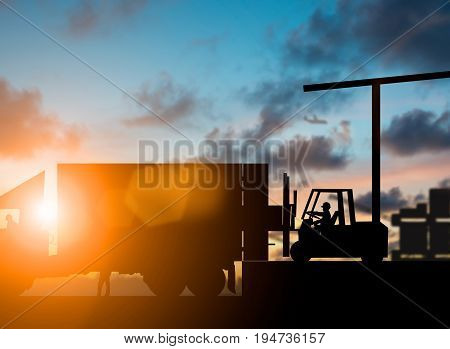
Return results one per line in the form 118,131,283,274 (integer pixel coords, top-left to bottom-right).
239,76,350,139
303,134,350,170
66,0,149,38
266,131,351,185
123,73,211,127
205,126,235,140
237,1,449,147
279,120,353,172
414,193,427,202
284,0,450,71
331,120,351,146
354,178,450,214
205,127,220,139
382,109,450,156
284,2,353,67
240,78,300,139
0,79,85,158
438,177,450,188
199,120,351,186
354,187,409,213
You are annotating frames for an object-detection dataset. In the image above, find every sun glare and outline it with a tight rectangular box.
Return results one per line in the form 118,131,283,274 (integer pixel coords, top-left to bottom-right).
36,201,57,227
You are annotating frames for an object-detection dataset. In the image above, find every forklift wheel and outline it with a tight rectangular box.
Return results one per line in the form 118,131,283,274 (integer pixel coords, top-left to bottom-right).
290,241,311,264
187,266,226,297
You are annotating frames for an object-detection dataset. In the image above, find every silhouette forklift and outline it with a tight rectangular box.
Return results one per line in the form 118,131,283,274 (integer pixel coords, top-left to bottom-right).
289,70,450,264
290,189,387,264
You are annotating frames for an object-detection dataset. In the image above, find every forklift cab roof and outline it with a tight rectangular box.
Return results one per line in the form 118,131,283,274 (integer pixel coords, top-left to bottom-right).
302,189,356,226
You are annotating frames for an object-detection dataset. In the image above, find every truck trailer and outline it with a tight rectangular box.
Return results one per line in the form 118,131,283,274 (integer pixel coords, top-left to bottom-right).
0,163,287,297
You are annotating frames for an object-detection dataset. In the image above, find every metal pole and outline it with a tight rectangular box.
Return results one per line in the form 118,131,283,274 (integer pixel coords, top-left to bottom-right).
283,173,290,257
372,83,381,223
290,190,297,230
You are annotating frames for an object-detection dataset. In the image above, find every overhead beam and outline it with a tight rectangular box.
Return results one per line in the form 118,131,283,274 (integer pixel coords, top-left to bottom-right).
303,70,450,225
303,70,450,92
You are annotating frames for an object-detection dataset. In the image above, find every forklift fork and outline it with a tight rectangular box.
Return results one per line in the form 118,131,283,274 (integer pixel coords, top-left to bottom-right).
282,173,298,257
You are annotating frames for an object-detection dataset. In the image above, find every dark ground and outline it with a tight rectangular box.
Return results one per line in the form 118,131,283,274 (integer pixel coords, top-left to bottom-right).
0,261,448,329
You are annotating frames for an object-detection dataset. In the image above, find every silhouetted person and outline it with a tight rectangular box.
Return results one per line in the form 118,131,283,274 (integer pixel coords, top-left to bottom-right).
97,269,111,296
5,214,18,234
307,202,332,228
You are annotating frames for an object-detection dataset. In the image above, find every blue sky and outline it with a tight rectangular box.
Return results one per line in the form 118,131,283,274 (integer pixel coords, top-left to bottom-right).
0,0,449,216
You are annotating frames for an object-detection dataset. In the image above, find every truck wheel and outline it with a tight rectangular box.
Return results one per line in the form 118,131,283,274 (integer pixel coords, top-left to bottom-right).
143,270,186,297
187,266,225,297
361,256,383,266
290,241,310,264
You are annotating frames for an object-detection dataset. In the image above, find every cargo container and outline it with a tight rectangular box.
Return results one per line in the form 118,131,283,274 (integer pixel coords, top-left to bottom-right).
0,163,285,297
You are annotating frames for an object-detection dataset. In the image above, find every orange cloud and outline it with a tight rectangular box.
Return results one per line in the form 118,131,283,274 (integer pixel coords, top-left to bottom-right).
0,79,86,158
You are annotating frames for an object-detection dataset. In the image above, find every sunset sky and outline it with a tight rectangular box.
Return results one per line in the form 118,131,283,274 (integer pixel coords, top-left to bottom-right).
1,0,449,224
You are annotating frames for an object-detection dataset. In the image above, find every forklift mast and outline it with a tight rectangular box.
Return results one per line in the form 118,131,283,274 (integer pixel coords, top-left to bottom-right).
282,173,297,257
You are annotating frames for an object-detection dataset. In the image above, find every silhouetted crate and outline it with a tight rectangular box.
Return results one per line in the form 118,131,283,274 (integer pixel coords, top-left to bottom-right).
430,189,450,216
392,203,428,255
392,189,450,259
429,189,450,254
399,223,428,253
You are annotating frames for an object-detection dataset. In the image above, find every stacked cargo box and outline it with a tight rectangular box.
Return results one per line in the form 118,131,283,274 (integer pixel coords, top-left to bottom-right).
429,189,450,255
391,188,450,260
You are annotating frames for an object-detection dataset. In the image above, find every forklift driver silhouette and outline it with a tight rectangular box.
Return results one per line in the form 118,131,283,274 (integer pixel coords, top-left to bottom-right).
306,202,332,228
97,269,111,296
5,214,18,234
